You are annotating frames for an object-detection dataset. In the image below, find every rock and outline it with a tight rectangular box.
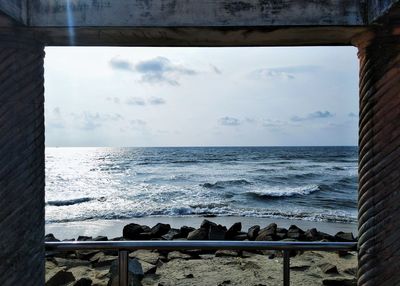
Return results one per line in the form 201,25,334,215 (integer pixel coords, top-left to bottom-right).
215,250,240,257
150,223,171,238
319,263,339,274
46,269,75,286
54,257,91,268
344,267,357,276
167,251,192,260
232,233,248,241
200,219,217,230
129,250,160,265
225,222,242,239
247,225,260,240
76,250,100,260
256,224,277,241
123,224,151,240
93,236,108,241
322,278,357,286
77,236,92,241
90,252,117,268
335,232,355,242
187,228,208,240
138,260,157,274
287,225,305,240
161,228,181,240
276,228,288,240
108,258,144,286
318,231,335,241
208,224,227,240
180,226,196,238
45,233,60,242
305,228,320,241
185,273,194,278
73,278,92,286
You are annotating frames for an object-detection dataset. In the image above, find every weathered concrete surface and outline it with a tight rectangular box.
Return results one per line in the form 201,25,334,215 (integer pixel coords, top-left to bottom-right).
29,0,365,27
368,0,400,22
0,0,27,25
0,31,45,286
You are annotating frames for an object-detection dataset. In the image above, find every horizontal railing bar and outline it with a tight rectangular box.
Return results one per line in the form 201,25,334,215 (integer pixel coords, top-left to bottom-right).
45,241,356,252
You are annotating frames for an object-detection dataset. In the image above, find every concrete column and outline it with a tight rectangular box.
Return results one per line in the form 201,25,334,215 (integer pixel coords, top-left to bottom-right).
354,26,400,286
0,30,45,286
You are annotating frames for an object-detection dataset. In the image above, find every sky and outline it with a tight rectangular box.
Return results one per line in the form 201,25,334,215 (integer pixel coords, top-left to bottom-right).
44,47,359,147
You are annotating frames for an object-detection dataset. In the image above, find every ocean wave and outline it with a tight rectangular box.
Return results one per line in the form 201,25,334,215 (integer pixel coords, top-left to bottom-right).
46,197,105,206
200,179,252,189
246,185,321,199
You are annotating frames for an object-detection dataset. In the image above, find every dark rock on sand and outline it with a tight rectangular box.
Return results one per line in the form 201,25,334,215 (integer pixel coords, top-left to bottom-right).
208,224,227,240
46,269,75,286
335,232,355,242
161,228,181,240
123,224,151,240
187,228,208,240
151,223,171,238
247,225,260,240
200,219,217,230
45,233,60,242
287,225,305,240
256,223,277,241
74,277,93,286
225,222,242,239
319,263,339,274
180,226,196,238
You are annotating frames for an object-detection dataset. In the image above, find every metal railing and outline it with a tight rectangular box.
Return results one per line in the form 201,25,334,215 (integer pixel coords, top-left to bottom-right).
45,240,357,286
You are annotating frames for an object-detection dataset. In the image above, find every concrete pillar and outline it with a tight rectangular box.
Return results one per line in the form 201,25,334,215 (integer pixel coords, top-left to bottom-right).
354,26,400,286
0,30,45,286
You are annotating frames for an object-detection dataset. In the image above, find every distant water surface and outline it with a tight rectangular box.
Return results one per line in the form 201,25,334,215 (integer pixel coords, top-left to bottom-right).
45,147,358,224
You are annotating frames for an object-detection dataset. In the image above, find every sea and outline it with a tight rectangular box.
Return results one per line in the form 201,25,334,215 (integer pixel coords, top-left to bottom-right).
45,146,358,225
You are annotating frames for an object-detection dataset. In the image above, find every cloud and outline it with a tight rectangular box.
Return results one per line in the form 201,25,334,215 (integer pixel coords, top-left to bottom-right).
47,107,65,129
106,97,120,104
135,56,197,85
348,112,358,118
109,58,133,71
71,112,123,130
291,111,334,122
126,97,146,106
219,116,241,126
148,97,166,105
250,65,319,80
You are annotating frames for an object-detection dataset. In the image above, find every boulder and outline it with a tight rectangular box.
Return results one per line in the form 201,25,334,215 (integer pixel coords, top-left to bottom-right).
180,226,196,238
319,263,339,274
76,250,100,260
187,228,208,240
208,224,227,240
276,228,288,240
167,251,192,260
54,257,91,268
90,252,117,268
45,269,75,286
225,222,242,239
335,232,355,242
93,236,108,241
150,223,171,238
232,233,248,241
77,236,92,241
123,224,150,240
73,278,92,286
45,233,60,242
247,225,260,241
129,250,160,265
200,219,217,230
161,228,181,240
108,258,144,286
215,250,240,257
287,225,305,240
256,223,277,241
305,228,320,241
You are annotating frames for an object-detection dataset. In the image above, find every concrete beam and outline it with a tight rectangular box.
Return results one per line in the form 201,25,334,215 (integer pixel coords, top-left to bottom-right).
0,0,27,25
29,0,365,27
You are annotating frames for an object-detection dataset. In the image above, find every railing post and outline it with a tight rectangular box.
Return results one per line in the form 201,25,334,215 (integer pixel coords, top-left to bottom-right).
118,250,129,286
283,250,290,286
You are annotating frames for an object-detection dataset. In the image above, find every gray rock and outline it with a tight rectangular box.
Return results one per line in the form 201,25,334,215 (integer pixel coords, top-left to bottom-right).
256,224,277,241
77,236,92,241
319,263,339,274
287,225,305,240
215,250,240,257
161,228,181,240
225,222,242,239
108,258,144,286
123,224,150,240
208,224,227,240
200,219,217,230
335,232,355,242
93,236,108,241
129,250,160,265
167,251,192,260
150,223,171,238
45,233,60,242
180,226,196,238
305,228,320,241
187,228,208,240
46,269,75,286
54,257,91,268
232,233,248,241
76,250,101,260
247,225,260,241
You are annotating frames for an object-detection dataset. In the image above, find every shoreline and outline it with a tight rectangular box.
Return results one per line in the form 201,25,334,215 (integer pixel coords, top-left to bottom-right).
46,216,357,239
